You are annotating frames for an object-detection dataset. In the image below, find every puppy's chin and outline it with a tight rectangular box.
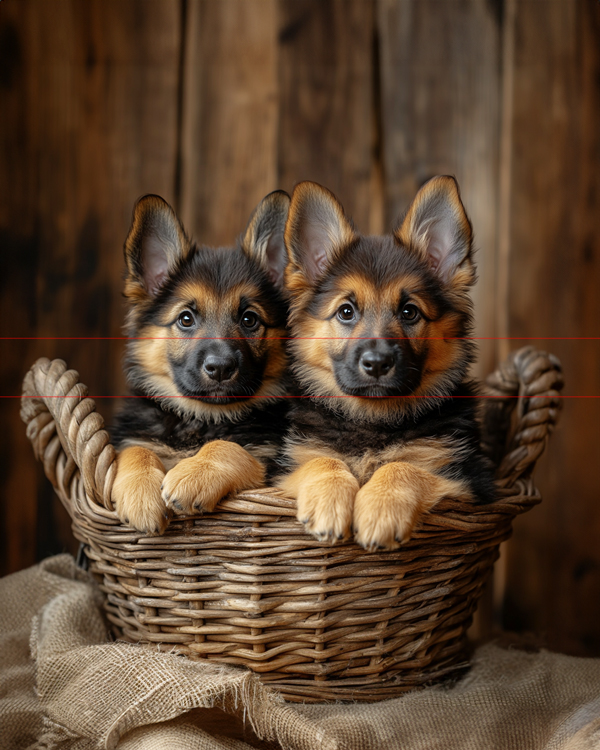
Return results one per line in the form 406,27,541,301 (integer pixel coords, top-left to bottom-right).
336,384,402,399
334,379,419,399
176,385,252,405
174,374,257,404
195,396,244,405
333,371,421,400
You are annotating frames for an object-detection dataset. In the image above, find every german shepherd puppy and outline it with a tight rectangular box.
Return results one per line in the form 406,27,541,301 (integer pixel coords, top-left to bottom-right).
111,191,289,534
278,177,495,550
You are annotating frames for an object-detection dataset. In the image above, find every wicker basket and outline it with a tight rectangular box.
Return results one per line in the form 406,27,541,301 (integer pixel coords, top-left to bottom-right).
21,347,562,702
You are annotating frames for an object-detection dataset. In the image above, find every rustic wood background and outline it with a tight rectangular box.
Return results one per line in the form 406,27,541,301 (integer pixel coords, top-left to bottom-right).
1,0,599,656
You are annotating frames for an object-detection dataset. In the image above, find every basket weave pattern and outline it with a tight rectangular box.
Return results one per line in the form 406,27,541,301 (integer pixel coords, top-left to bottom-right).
21,347,562,702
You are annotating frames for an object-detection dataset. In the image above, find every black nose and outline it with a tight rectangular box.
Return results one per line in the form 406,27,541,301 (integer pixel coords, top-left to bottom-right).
359,350,394,379
203,355,238,382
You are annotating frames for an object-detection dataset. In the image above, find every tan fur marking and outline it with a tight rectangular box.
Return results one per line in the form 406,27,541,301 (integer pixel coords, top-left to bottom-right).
291,328,335,374
260,335,288,387
287,436,464,486
322,273,435,321
346,438,461,485
147,278,273,334
353,462,471,550
175,280,221,314
278,457,358,542
112,446,168,533
412,312,469,399
285,441,345,472
119,437,278,473
175,280,270,323
131,328,172,378
161,439,265,515
452,266,476,288
330,274,380,313
118,439,196,471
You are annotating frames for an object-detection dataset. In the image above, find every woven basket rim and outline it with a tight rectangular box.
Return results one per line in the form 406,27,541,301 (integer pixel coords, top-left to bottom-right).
63,482,540,550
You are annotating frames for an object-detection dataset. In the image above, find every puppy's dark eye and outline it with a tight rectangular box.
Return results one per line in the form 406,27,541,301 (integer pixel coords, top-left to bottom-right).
178,311,195,328
400,304,421,323
337,303,356,322
240,311,260,331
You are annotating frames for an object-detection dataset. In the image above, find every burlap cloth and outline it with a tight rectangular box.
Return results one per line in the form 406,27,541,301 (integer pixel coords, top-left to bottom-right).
2,555,600,750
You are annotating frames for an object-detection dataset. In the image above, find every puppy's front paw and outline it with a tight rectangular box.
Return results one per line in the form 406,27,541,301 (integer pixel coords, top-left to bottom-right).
353,462,464,550
112,447,168,534
353,482,410,552
161,456,222,515
279,458,358,542
162,440,265,516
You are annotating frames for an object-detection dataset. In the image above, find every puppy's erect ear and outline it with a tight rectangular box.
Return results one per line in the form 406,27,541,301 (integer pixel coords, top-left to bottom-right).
241,190,290,288
284,182,356,288
124,195,190,299
395,176,474,285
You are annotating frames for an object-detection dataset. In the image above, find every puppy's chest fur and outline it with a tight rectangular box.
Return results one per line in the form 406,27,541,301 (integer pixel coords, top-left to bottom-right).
284,382,495,503
112,397,288,475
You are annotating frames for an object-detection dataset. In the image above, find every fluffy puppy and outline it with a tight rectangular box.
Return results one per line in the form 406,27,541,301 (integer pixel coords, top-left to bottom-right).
111,191,290,533
278,177,495,550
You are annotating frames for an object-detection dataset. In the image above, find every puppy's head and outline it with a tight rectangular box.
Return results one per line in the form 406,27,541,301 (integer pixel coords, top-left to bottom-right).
123,191,289,421
284,177,475,422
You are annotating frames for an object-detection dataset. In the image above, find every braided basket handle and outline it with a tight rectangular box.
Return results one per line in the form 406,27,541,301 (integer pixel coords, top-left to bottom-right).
481,346,563,488
20,357,116,511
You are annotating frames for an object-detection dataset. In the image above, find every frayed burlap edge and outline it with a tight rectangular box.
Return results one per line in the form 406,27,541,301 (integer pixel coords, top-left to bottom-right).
29,575,339,750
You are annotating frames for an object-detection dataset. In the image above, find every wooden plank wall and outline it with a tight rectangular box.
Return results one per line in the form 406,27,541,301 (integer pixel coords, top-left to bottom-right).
0,0,181,569
502,0,600,655
0,0,599,656
378,0,501,376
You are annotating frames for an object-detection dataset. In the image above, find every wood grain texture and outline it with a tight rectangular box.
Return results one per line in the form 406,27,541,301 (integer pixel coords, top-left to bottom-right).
377,0,501,378
0,0,181,573
179,0,279,246
277,0,376,232
502,0,600,655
